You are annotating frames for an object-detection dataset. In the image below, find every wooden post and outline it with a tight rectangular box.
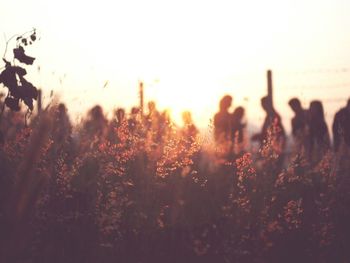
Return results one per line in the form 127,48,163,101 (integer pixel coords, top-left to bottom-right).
267,70,273,108
139,81,144,118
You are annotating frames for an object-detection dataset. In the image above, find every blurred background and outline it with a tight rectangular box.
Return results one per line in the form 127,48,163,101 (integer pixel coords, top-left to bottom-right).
1,0,350,132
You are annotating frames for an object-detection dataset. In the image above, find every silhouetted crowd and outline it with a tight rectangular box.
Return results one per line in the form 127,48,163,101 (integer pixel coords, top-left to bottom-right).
80,101,199,144
213,95,350,165
1,95,350,167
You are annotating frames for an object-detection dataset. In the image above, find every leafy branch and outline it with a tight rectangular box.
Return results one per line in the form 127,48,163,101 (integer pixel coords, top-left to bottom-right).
0,29,39,117
2,28,37,61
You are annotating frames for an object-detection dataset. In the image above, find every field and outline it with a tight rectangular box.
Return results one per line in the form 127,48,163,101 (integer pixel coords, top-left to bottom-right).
1,106,350,263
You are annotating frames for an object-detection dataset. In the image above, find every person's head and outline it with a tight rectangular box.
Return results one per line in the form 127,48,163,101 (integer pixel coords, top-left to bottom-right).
90,105,103,120
309,100,325,120
57,103,67,116
232,106,245,120
288,98,302,113
58,103,66,112
219,95,232,111
182,111,193,125
131,107,140,116
115,108,125,122
261,96,273,112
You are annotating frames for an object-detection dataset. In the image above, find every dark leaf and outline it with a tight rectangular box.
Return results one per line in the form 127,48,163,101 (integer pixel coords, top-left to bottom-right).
23,97,34,111
30,33,36,41
11,86,22,99
20,77,38,100
5,97,20,111
0,67,18,93
13,46,35,65
14,66,27,76
2,58,10,67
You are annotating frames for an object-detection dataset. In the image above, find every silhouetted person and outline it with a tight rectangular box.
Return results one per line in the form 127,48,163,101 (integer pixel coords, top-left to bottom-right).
181,111,198,142
252,96,286,153
308,100,330,162
145,101,160,129
158,109,173,141
231,106,246,144
332,99,350,152
288,98,308,153
128,107,141,134
52,103,72,143
145,101,161,144
108,108,126,143
231,106,246,155
115,108,126,126
84,105,108,139
214,95,232,144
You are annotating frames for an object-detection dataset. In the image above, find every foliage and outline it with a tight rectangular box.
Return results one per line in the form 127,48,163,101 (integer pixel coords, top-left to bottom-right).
0,29,38,112
0,104,350,263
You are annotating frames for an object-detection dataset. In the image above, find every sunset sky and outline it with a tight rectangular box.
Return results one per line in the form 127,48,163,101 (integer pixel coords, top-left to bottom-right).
1,0,350,131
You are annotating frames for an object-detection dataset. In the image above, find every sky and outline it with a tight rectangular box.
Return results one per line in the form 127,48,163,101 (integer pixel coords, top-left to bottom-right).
1,0,350,132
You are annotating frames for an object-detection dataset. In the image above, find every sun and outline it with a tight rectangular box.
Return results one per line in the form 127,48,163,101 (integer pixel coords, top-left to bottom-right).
142,71,221,127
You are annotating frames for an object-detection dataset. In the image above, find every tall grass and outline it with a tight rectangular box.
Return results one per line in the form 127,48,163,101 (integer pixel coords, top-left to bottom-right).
0,105,350,263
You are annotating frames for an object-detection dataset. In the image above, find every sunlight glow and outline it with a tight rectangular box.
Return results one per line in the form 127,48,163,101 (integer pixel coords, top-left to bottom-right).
1,0,350,129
